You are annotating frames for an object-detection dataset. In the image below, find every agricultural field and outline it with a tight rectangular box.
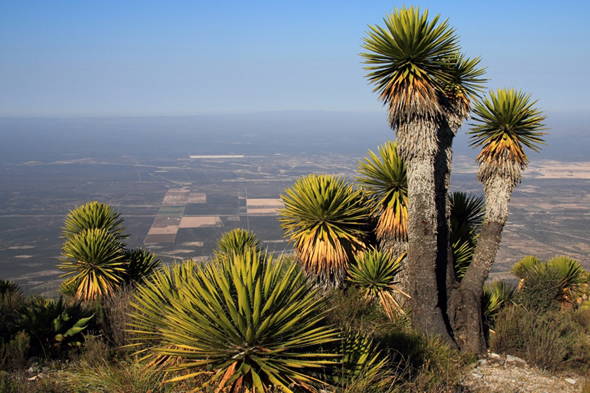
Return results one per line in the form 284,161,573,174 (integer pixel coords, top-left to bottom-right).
0,153,589,294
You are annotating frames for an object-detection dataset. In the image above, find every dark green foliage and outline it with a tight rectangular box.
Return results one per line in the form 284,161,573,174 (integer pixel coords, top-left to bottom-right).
482,280,515,328
0,281,25,341
514,266,564,312
122,248,161,285
19,297,93,358
324,331,392,393
449,192,485,279
0,331,30,370
491,306,590,371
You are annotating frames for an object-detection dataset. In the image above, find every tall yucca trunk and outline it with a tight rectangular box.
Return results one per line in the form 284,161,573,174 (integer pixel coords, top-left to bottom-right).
450,173,514,353
380,236,409,308
398,119,453,343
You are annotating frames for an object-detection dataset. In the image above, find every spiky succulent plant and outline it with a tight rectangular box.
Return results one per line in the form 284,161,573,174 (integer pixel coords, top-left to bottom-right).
280,174,370,284
347,249,408,318
449,192,485,279
357,141,408,242
123,248,162,286
63,201,126,240
482,280,515,324
469,89,546,186
129,251,338,392
215,228,261,258
59,228,126,301
362,7,459,127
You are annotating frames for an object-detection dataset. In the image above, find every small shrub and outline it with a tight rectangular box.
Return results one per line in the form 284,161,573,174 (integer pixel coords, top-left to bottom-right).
0,331,30,370
19,296,93,358
324,287,393,335
0,370,70,393
100,287,134,348
514,266,563,312
66,360,173,393
491,306,590,371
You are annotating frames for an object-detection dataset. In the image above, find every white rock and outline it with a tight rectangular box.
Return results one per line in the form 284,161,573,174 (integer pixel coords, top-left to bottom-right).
477,359,488,367
565,378,577,385
505,354,526,364
488,352,502,360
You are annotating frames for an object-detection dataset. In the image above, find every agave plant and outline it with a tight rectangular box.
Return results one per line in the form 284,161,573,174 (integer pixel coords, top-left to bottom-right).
347,249,408,319
326,331,390,390
129,251,338,392
63,201,127,240
280,174,371,283
123,248,162,285
127,260,198,368
357,141,408,242
59,228,126,301
215,228,261,258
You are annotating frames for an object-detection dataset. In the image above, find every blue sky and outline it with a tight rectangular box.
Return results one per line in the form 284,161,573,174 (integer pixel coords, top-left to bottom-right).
1,0,589,116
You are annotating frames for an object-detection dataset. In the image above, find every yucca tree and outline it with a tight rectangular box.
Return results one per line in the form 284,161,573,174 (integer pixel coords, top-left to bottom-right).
454,89,545,352
215,228,261,258
123,248,162,286
437,54,485,298
59,228,126,301
362,7,486,339
63,201,126,240
357,141,408,248
129,251,338,393
347,249,408,319
279,174,370,284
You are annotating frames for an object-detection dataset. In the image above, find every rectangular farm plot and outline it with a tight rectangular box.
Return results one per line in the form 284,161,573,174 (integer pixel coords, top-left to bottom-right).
187,192,207,203
185,194,241,215
162,188,190,205
179,216,222,228
144,234,177,244
246,198,284,215
158,205,186,216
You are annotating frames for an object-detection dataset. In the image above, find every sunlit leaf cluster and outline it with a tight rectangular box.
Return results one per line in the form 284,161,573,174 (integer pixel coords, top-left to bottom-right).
357,141,408,242
129,251,338,393
280,174,371,283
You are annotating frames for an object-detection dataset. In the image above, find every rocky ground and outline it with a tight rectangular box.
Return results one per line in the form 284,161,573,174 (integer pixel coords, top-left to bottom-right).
462,353,588,393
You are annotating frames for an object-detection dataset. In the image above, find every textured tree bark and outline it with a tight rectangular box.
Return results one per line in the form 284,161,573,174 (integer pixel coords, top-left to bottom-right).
434,122,457,326
406,156,454,344
450,175,513,353
380,237,409,308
